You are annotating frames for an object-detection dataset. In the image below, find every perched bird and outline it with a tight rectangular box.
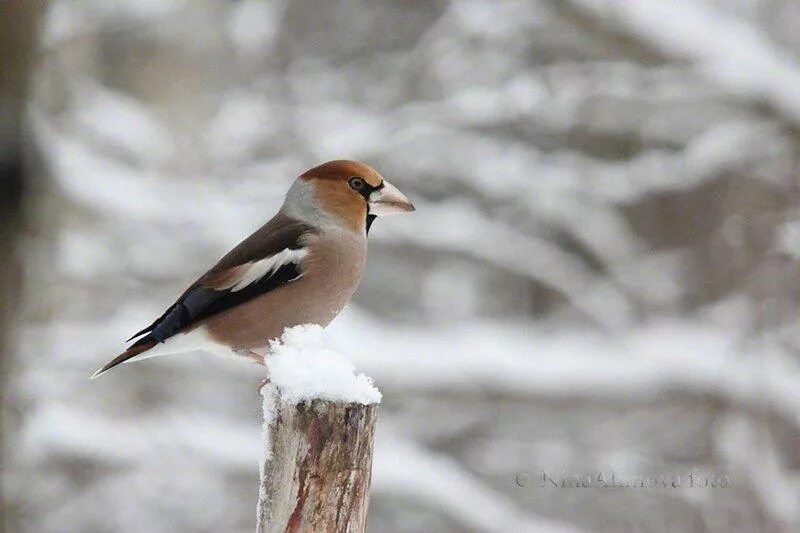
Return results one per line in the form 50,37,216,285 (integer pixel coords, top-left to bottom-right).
92,160,414,378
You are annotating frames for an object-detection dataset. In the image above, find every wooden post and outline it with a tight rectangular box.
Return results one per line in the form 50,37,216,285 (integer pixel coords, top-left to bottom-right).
257,392,378,533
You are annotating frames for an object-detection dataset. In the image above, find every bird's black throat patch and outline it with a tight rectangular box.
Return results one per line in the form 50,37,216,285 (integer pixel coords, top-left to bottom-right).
366,213,377,235
362,181,384,235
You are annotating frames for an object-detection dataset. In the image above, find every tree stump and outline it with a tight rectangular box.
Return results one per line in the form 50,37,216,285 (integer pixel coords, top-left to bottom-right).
257,393,378,533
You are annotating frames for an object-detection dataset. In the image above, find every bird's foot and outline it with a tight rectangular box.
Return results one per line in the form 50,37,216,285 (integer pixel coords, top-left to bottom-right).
247,350,271,392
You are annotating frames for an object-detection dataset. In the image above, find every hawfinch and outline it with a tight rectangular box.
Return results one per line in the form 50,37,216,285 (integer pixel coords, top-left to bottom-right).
92,160,414,378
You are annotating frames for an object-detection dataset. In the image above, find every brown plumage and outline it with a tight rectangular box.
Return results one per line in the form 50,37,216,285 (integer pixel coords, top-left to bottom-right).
92,160,414,378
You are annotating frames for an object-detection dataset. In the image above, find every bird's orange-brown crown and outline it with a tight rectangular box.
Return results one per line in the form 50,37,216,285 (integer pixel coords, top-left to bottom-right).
300,160,383,187
300,160,384,232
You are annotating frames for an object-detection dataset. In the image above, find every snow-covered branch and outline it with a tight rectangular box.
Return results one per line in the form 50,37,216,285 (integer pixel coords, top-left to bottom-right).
565,0,800,126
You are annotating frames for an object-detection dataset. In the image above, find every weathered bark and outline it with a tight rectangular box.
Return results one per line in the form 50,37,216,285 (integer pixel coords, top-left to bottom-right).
257,395,378,533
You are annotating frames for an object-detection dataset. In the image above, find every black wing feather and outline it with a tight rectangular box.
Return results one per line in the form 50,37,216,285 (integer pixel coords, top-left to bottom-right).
127,215,313,347
149,262,301,343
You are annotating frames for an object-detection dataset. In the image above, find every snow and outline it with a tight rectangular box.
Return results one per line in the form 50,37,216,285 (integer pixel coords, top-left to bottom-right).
258,324,381,514
262,324,382,406
71,81,175,163
226,0,282,55
19,404,259,470
777,218,800,260
373,198,636,329
18,0,800,530
373,428,584,533
567,0,800,126
15,311,800,530
41,1,88,47
205,92,276,162
323,310,800,430
21,308,800,431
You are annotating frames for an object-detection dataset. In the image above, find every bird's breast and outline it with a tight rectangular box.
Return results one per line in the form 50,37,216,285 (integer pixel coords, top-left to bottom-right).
204,230,367,350
302,230,367,295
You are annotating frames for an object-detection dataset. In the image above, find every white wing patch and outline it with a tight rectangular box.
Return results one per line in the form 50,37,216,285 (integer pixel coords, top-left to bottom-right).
224,248,309,292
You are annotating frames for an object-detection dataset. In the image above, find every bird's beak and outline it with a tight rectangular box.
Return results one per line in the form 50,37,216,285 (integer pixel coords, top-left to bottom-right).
369,180,415,216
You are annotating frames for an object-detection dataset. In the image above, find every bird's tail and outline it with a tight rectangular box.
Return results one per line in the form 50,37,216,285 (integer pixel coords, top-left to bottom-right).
90,337,157,380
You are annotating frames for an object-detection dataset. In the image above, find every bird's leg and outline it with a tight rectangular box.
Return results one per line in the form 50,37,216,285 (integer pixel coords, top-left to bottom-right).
244,350,272,391
245,350,265,366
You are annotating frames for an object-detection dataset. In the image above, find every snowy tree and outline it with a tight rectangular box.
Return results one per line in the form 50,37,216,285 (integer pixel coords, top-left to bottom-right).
4,1,800,532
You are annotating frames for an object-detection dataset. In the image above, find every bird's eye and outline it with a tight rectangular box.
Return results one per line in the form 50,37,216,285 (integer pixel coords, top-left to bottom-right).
349,177,366,191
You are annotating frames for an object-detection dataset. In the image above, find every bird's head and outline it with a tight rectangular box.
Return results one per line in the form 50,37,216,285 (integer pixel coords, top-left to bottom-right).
287,160,415,234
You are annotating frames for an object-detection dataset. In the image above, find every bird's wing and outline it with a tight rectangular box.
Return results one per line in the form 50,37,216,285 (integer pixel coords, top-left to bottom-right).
127,213,315,347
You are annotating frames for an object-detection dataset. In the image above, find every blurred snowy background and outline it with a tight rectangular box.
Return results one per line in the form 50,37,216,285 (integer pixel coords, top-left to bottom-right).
2,0,800,531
